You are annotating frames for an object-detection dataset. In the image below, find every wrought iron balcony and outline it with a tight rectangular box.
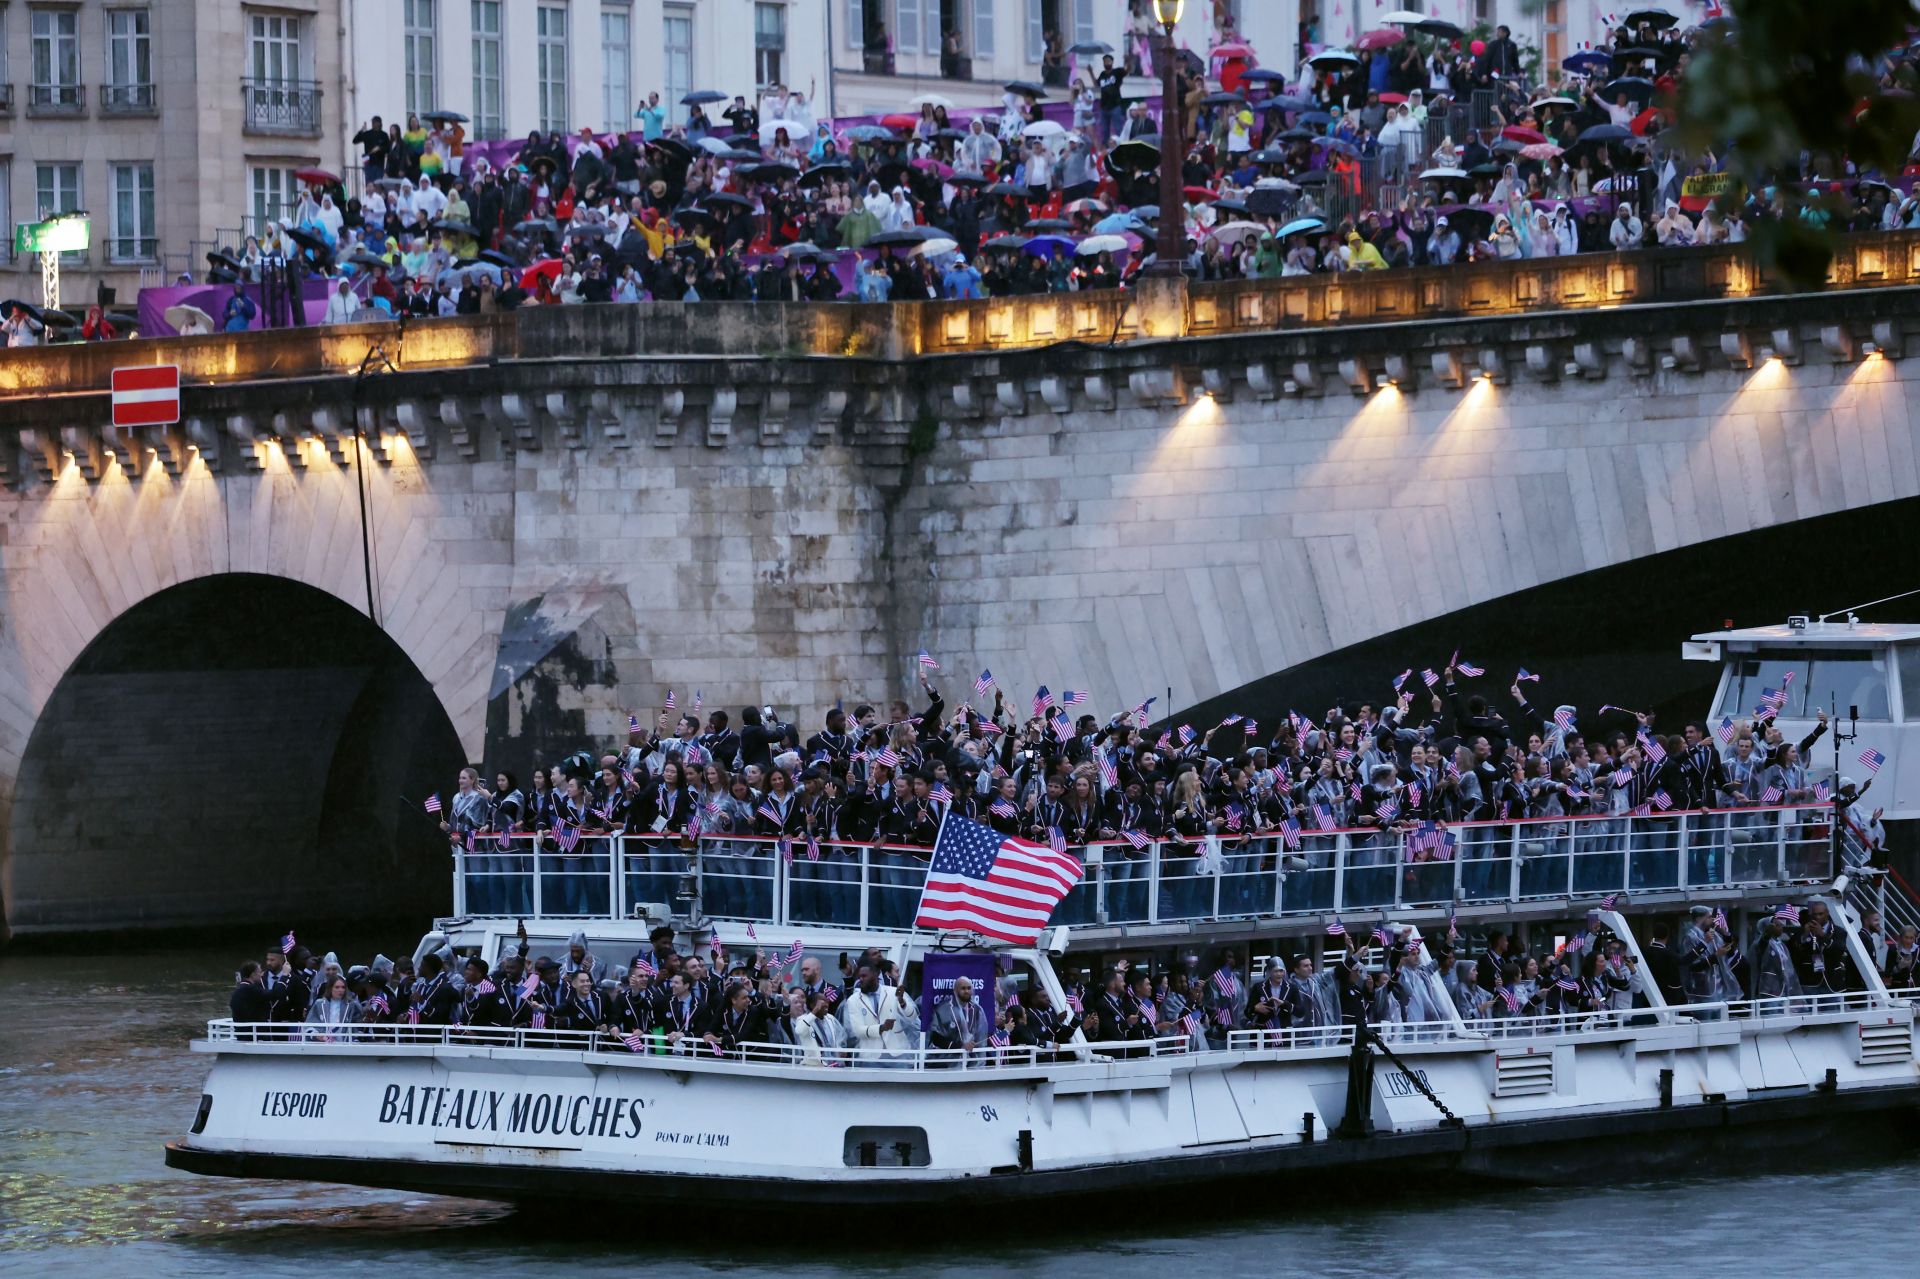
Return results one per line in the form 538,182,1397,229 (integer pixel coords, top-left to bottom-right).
241,77,322,136
27,82,86,117
101,82,157,115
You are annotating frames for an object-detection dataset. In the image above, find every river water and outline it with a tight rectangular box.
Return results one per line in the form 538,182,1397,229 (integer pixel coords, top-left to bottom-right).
5,940,1919,1276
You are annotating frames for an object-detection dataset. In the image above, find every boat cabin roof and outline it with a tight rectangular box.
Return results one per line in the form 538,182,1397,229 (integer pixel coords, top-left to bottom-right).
1690,620,1920,647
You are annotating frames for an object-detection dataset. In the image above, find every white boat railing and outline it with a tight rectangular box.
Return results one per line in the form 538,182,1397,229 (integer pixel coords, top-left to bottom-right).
202,990,1901,1069
446,803,1841,930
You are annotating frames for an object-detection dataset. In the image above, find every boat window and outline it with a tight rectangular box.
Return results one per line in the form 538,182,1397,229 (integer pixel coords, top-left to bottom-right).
1897,644,1920,721
1716,650,1889,721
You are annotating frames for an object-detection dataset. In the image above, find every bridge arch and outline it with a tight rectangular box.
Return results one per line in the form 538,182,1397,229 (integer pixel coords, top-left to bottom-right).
4,573,466,936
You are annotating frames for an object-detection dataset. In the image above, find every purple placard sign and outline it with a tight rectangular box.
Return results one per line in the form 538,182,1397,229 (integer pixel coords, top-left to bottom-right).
919,950,998,1045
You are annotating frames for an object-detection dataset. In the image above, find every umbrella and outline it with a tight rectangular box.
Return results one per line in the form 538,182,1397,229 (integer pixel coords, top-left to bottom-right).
696,136,735,155
1025,216,1074,231
909,157,953,176
1520,143,1564,161
1413,18,1464,37
1306,48,1359,68
421,109,468,123
106,310,140,330
984,234,1030,250
1419,166,1470,182
1574,123,1633,145
1298,110,1332,125
1063,197,1108,215
1502,126,1546,144
293,167,339,186
564,223,609,240
1290,170,1330,186
1109,138,1161,170
671,207,716,230
716,146,763,162
742,160,800,183
1492,138,1525,154
867,226,939,247
1075,234,1129,256
1530,95,1578,112
1267,134,1310,149
912,237,959,258
1022,119,1065,138
206,248,246,273
1023,234,1076,259
646,136,693,159
984,181,1030,198
1623,6,1678,29
1378,92,1407,104
797,161,849,189
1312,136,1358,156
283,225,331,255
1246,187,1296,217
372,176,410,190
1357,29,1404,51
1379,8,1428,22
933,127,969,140
879,112,919,130
1129,205,1160,221
343,248,386,269
163,303,211,331
479,249,518,269
1211,197,1249,215
681,90,728,104
704,192,753,211
1239,68,1287,84
1181,184,1217,203
1562,50,1613,75
1069,40,1112,55
780,242,826,260
1603,77,1656,103
1276,216,1325,238
520,260,564,289
908,92,955,109
1435,205,1494,238
432,219,479,238
35,307,72,331
1209,221,1267,246
1268,94,1316,111
1613,46,1670,63
1092,212,1141,234
844,124,896,143
1198,91,1246,108
945,171,989,188
1004,80,1048,97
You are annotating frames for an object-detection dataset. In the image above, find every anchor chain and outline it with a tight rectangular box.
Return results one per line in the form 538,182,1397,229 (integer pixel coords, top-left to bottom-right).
1366,1030,1463,1126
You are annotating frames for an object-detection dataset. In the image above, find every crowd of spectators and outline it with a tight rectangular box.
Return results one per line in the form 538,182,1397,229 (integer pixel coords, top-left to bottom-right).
76,10,1916,343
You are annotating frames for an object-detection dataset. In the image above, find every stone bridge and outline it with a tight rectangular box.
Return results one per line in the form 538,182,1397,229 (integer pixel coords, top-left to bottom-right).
4,234,1919,937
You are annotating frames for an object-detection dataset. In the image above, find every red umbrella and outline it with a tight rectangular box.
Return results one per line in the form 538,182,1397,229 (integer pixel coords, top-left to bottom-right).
1379,92,1408,104
1629,106,1671,135
1357,29,1405,51
1210,41,1254,57
519,259,563,289
294,167,340,186
1501,126,1546,144
1182,184,1217,202
880,113,917,130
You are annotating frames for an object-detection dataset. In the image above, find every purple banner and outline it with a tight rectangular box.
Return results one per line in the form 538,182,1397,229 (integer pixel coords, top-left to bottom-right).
919,950,998,1046
137,278,334,337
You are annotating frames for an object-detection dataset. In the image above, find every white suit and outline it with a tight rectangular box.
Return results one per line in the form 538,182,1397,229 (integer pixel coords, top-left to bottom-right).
844,984,921,1058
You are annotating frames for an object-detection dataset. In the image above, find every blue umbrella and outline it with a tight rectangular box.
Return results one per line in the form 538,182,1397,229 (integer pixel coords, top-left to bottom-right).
1603,76,1656,103
1312,136,1358,156
1299,110,1332,125
1093,211,1141,234
1129,205,1160,222
845,124,896,142
1277,217,1325,238
1562,50,1613,75
1023,234,1077,259
1575,123,1633,145
1239,68,1288,84
1269,94,1315,110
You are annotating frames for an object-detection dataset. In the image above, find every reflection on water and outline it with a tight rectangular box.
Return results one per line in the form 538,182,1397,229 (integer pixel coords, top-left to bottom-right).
3,939,1918,1277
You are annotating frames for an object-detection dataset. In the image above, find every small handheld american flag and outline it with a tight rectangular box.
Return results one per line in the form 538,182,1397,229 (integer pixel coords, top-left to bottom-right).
279,929,298,952
1456,659,1485,677
1716,716,1735,744
991,799,1018,819
1775,903,1801,925
1420,668,1439,688
917,649,940,670
1280,818,1302,850
974,669,995,696
1712,908,1729,931
628,713,642,733
988,1028,1009,1048
1098,751,1120,790
621,1031,648,1052
1325,917,1346,936
633,956,657,978
1032,686,1053,716
664,690,676,711
1059,690,1087,706
1516,668,1541,683
1177,724,1196,745
423,793,442,814
1860,747,1887,774
1759,785,1782,805
873,748,900,769
1210,968,1237,999
930,781,953,803
1122,828,1149,849
787,938,806,965
1651,790,1673,811
1555,976,1578,992
1181,1009,1206,1040
1600,892,1619,911
1392,669,1412,691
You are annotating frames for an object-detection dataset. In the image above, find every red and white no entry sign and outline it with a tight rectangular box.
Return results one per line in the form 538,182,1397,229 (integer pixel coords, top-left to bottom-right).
110,364,181,427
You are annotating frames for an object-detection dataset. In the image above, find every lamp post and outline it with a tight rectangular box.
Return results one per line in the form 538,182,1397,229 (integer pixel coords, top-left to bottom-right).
1148,0,1185,275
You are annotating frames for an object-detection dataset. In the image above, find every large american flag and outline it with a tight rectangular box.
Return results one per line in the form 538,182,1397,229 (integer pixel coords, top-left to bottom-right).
913,812,1084,944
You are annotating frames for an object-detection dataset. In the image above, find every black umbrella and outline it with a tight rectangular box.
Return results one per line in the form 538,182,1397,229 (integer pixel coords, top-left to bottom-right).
479,249,519,269
671,207,716,229
564,223,610,239
431,219,479,238
946,171,989,188
41,308,78,329
743,161,800,183
933,127,968,141
1612,45,1670,62
681,89,729,105
984,234,1030,250
723,132,759,147
1004,80,1048,97
421,109,469,123
514,216,559,235
1199,92,1246,108
1602,76,1656,103
797,162,850,189
1245,187,1296,218
283,224,332,255
984,181,1030,198
1025,217,1074,231
1623,6,1678,29
206,248,245,273
1575,123,1634,145
1,298,44,323
1109,138,1161,170
106,310,141,330
647,137,693,160
867,226,939,246
717,147,762,162
343,248,387,268
1069,40,1112,56
1413,18,1463,37
1270,132,1312,147
1437,206,1496,238
1211,197,1250,215
704,192,753,211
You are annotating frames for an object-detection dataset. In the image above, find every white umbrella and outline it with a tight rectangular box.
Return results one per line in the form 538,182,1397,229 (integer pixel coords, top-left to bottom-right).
1307,48,1360,68
757,118,809,144
1379,8,1428,23
1022,119,1066,138
1209,221,1268,246
912,237,959,257
1075,233,1129,255
908,92,955,109
1419,166,1470,181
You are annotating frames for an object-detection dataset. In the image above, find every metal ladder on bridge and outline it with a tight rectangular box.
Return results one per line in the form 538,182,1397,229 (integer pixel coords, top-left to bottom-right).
1839,822,1920,938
